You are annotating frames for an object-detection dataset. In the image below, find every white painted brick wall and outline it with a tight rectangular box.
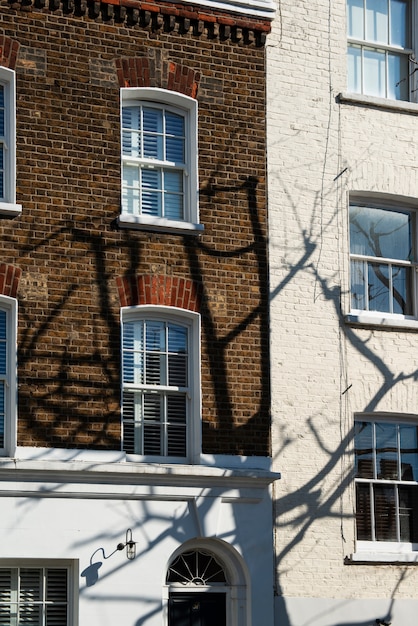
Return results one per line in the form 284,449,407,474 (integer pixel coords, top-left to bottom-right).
268,0,418,604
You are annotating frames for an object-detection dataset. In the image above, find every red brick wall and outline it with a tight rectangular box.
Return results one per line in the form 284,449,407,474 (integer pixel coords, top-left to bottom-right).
2,0,270,456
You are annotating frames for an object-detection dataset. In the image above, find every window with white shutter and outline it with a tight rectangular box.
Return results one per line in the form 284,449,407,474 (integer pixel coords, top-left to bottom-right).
355,417,418,549
121,307,200,462
0,296,17,456
119,88,201,235
0,67,21,216
0,566,70,626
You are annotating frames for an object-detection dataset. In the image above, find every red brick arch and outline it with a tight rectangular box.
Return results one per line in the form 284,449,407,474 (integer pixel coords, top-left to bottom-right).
115,57,200,98
116,274,202,312
0,264,21,298
0,36,19,70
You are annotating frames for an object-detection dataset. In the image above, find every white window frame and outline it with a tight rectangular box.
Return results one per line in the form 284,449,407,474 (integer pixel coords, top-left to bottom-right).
118,88,202,235
0,296,17,457
0,560,77,626
348,199,418,327
347,0,417,102
121,305,201,464
354,414,418,557
0,67,21,216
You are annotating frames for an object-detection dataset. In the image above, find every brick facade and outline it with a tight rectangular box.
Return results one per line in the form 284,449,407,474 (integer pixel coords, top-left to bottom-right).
1,0,270,454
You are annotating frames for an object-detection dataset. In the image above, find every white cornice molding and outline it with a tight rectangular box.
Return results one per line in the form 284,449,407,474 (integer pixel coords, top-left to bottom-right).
0,457,280,494
175,0,276,19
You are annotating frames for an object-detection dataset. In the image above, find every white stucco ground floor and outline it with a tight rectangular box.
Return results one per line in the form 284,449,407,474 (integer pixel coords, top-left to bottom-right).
275,596,418,626
0,449,278,626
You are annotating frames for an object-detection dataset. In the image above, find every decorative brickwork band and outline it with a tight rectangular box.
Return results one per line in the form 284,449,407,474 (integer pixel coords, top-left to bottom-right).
0,264,21,298
0,36,19,70
116,57,200,98
116,274,202,312
8,0,271,45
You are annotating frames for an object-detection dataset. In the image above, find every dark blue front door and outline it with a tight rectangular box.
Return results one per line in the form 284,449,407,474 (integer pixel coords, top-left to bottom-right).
168,593,226,626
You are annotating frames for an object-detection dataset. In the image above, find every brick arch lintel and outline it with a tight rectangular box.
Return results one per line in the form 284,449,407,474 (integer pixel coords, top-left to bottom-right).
116,56,200,98
0,264,21,298
0,36,20,70
116,274,202,312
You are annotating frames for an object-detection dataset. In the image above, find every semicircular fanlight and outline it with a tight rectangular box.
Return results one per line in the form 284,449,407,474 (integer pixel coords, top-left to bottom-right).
166,549,228,585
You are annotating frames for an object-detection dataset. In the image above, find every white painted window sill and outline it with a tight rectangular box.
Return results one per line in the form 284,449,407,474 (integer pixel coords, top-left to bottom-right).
118,214,204,236
338,92,418,114
345,313,418,331
347,552,418,564
0,202,22,217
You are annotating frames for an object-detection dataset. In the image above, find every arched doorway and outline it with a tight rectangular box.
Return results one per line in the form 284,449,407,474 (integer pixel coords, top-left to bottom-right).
164,539,250,626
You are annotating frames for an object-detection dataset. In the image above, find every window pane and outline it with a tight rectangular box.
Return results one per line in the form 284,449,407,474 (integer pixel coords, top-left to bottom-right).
388,52,409,100
355,421,374,478
0,569,12,605
164,171,183,221
143,133,163,160
122,390,139,454
122,165,140,215
166,112,185,163
141,169,161,217
390,0,409,47
143,108,163,159
46,605,67,626
164,196,183,221
348,0,364,38
356,483,372,540
168,324,187,353
20,570,42,603
46,569,67,604
143,107,163,134
167,395,187,456
123,322,143,384
347,45,362,93
122,107,140,158
165,112,184,138
400,425,418,480
0,382,5,448
366,0,388,43
146,322,165,352
166,137,185,163
376,422,398,479
167,425,187,457
145,353,164,385
374,484,397,541
398,485,418,542
0,85,4,136
0,146,4,200
143,394,162,455
0,310,6,376
350,259,367,310
164,171,182,194
392,264,412,315
0,606,12,626
368,262,390,312
168,355,187,386
363,48,386,97
350,206,412,260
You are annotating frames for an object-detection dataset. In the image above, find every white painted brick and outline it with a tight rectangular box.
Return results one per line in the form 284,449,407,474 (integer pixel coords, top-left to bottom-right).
268,0,418,608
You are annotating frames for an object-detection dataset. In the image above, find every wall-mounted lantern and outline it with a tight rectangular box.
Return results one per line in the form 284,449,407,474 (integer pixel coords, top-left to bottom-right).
117,528,136,560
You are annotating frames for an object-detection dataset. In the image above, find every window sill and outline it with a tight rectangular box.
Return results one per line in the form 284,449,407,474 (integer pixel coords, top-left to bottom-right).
0,202,22,217
345,313,418,331
338,92,418,115
118,214,204,236
346,552,418,564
